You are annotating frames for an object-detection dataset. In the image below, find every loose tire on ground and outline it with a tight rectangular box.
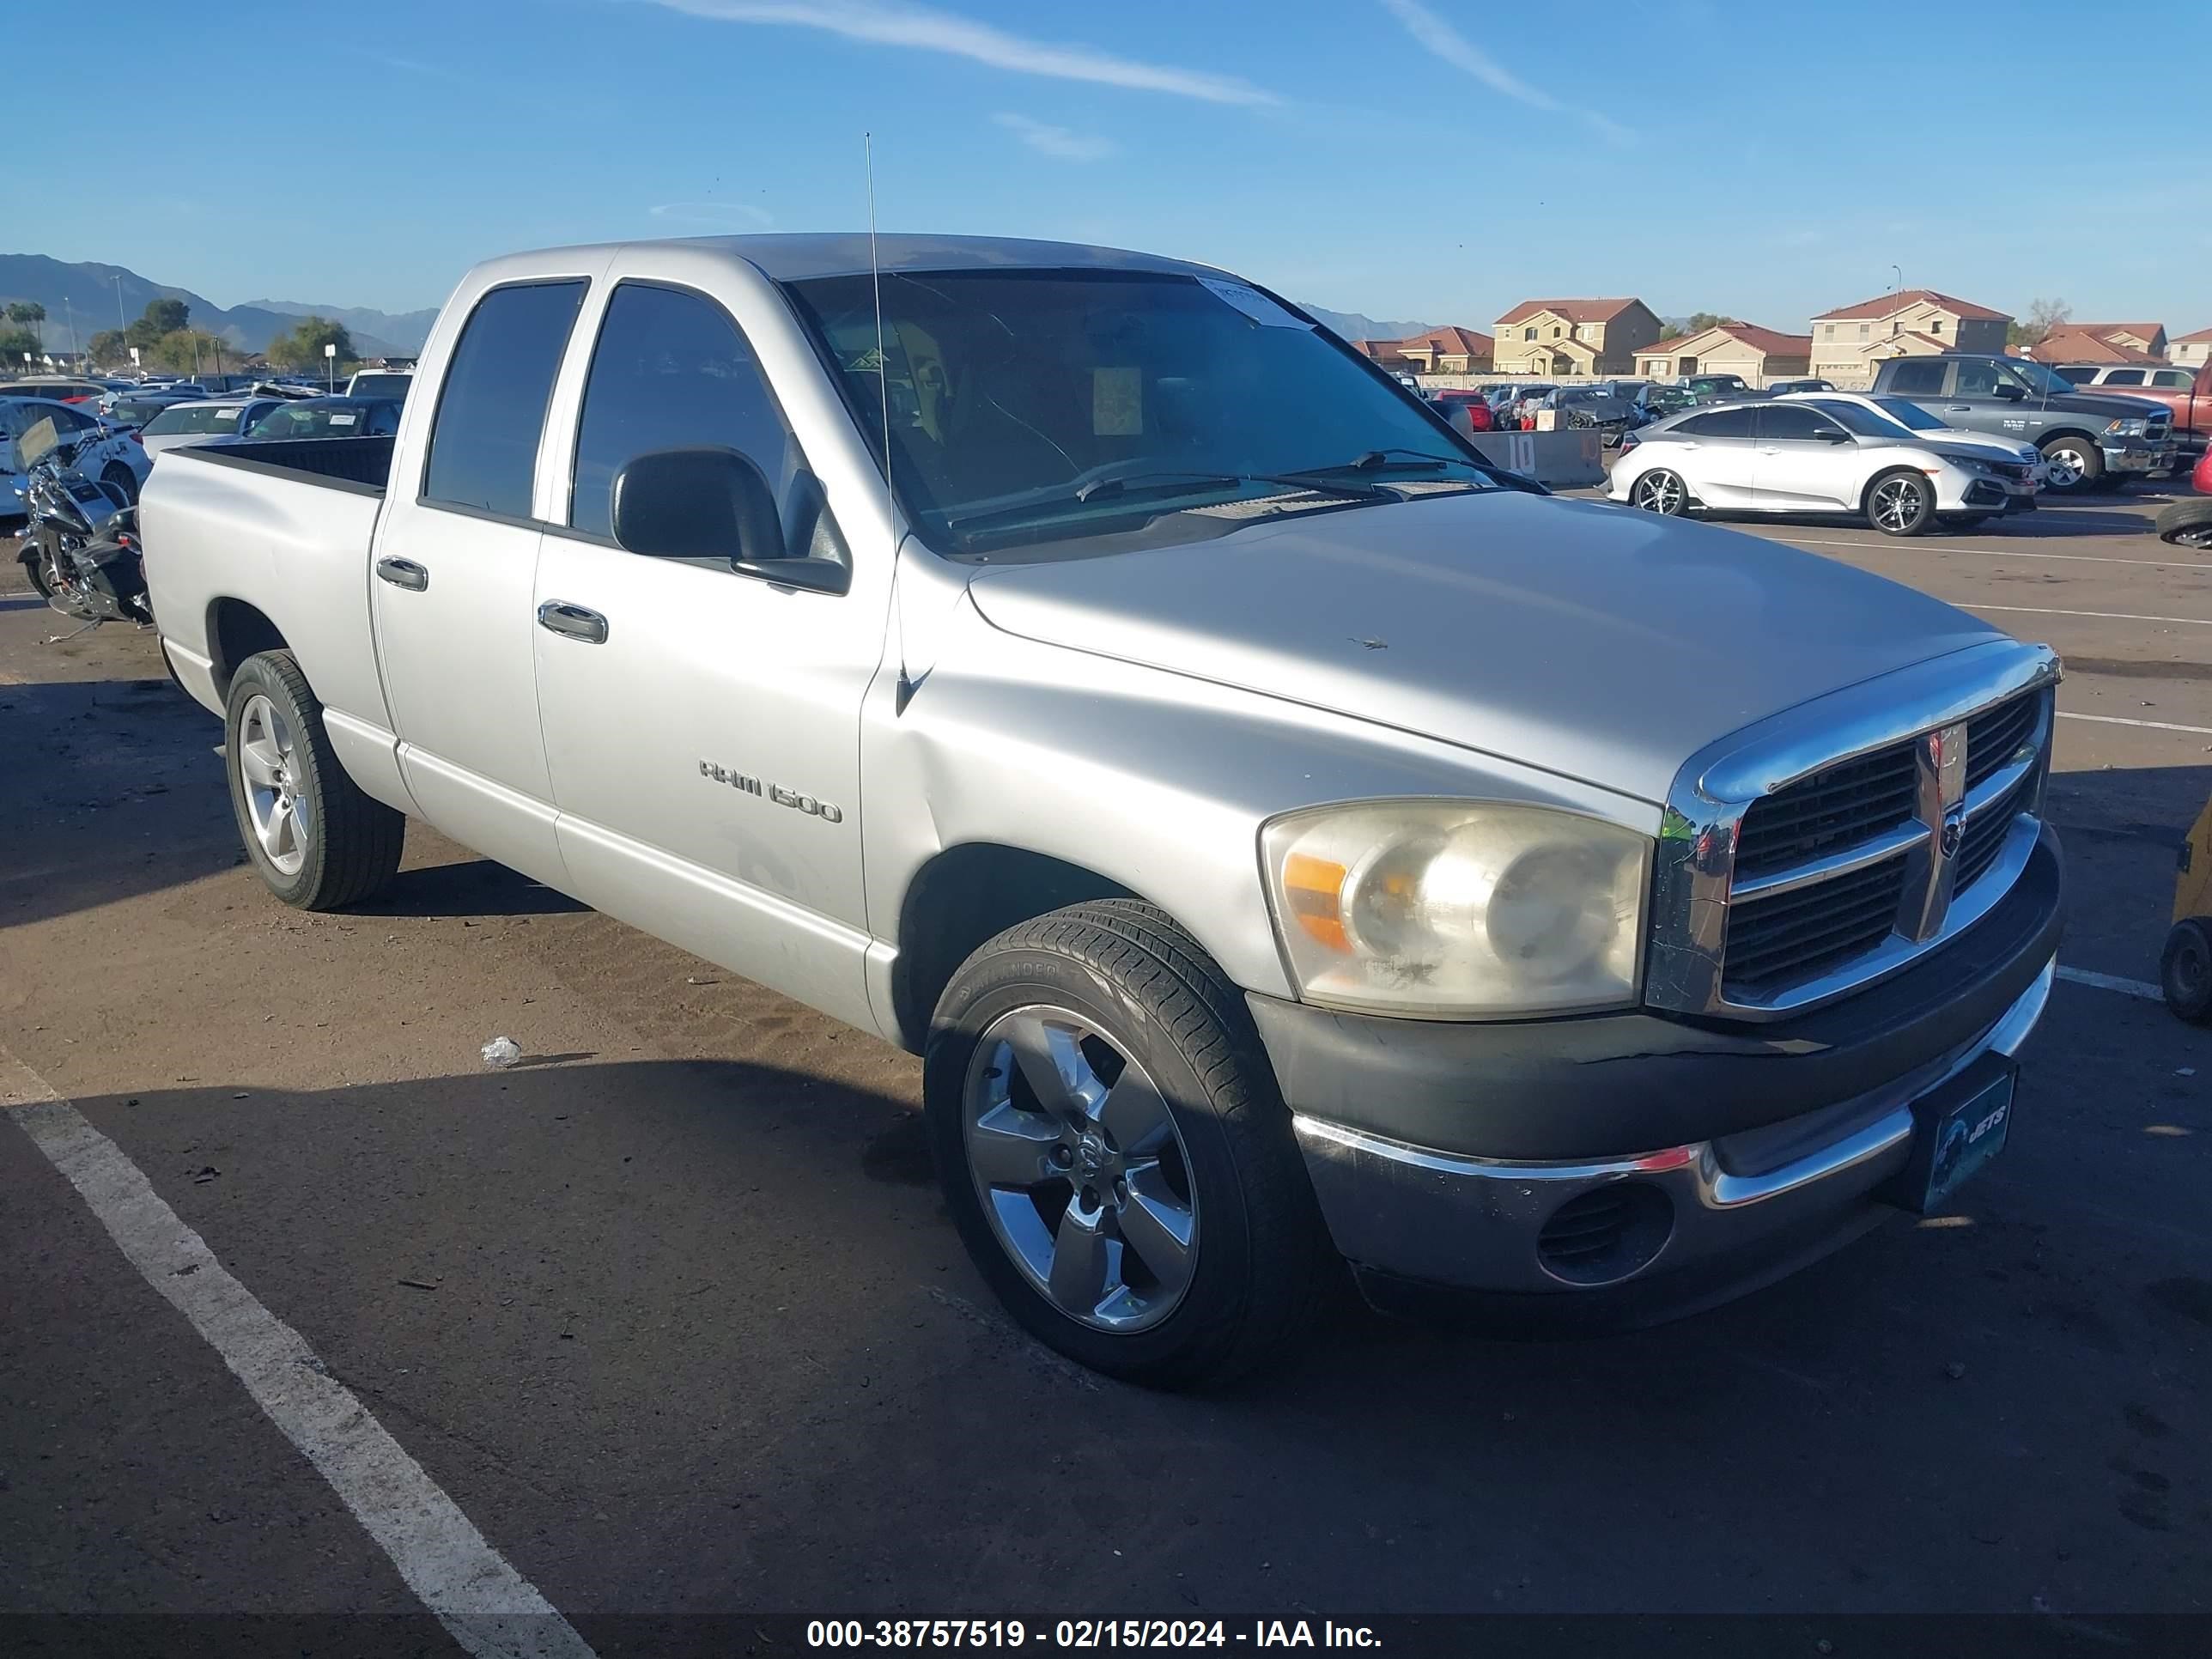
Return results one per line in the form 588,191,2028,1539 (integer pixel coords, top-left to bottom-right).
2155,498,2212,549
924,899,1331,1389
223,650,404,909
2039,434,2104,495
2162,919,2212,1024
1866,467,1936,537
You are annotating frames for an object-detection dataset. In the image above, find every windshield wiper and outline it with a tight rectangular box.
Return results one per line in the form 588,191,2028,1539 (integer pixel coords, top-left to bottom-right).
1285,447,1489,479
944,471,1390,538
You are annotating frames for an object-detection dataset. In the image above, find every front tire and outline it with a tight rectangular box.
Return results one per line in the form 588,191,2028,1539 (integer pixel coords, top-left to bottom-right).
2039,434,2104,495
224,650,404,909
1867,468,1936,536
102,462,139,505
925,900,1329,1389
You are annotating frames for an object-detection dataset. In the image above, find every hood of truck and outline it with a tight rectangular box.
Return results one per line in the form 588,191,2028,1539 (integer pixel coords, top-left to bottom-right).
964,491,2003,805
2026,390,2166,420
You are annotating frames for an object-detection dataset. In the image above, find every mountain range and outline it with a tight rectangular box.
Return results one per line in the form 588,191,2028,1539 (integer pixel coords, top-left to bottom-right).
0,255,438,359
3,252,1437,362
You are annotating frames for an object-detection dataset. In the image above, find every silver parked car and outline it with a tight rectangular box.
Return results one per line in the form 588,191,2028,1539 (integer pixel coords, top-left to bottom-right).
1611,398,2041,533
142,234,2063,1384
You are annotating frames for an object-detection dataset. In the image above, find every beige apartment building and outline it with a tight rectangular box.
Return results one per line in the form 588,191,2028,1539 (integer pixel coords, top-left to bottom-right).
1808,289,2012,384
1634,322,1813,386
1493,299,1662,376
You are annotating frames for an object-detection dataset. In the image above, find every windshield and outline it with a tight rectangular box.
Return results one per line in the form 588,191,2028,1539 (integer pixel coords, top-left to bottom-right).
1871,396,1945,432
1805,398,1918,440
782,269,1494,558
349,374,412,398
246,401,380,440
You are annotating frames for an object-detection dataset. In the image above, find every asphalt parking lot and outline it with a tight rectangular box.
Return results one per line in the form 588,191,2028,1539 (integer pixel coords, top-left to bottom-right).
4,488,2210,1649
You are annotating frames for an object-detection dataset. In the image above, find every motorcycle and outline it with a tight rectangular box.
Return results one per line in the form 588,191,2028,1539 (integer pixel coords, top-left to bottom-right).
11,422,153,634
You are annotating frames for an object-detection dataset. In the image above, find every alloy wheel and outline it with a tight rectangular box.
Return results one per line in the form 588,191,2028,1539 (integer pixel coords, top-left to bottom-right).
1632,471,1685,514
237,694,312,876
2044,446,2087,489
1871,475,1928,533
961,1005,1199,1333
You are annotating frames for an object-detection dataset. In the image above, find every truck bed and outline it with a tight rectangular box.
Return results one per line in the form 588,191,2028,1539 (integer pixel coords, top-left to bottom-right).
140,434,397,736
171,434,395,494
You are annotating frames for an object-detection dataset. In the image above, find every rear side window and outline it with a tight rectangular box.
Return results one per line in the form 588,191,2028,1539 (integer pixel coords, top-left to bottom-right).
2100,369,2145,386
1886,361,1946,396
1677,407,1754,437
422,280,586,518
568,282,810,547
143,404,244,435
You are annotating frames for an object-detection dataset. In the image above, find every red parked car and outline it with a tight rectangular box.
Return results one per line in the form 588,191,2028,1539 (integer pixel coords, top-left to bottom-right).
1424,387,1496,432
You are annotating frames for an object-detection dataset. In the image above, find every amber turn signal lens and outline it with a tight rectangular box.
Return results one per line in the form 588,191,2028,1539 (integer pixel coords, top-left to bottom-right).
1282,852,1350,952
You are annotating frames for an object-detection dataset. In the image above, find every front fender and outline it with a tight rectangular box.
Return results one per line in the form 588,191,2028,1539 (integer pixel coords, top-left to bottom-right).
860,593,1659,1015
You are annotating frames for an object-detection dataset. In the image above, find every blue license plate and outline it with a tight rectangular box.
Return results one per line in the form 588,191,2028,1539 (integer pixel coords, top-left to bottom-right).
1885,1064,2015,1215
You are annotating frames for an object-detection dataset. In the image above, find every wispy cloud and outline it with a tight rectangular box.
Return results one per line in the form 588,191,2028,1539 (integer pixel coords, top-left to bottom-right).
993,112,1117,161
1377,0,1632,143
649,200,777,229
356,48,471,83
644,0,1279,106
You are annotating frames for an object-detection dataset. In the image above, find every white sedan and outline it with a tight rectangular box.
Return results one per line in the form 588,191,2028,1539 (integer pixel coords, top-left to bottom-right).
1608,397,2041,536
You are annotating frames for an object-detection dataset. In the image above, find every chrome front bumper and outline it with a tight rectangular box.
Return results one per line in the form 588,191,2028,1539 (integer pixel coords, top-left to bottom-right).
1294,957,2055,1301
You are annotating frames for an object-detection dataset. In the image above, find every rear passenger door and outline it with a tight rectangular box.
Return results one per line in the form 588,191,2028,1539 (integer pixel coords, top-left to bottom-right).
1667,406,1758,505
529,268,885,1029
370,276,589,890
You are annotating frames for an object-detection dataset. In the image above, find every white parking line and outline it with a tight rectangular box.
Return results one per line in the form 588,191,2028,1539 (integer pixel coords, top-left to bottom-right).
2056,966,2164,1001
1968,604,2212,628
1784,538,2208,570
0,1050,599,1659
2058,711,2212,736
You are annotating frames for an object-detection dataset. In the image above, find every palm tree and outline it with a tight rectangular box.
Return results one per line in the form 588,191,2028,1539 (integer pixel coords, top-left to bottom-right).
5,301,45,350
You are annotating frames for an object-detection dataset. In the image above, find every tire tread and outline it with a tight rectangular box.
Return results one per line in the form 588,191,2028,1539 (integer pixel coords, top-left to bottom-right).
230,650,404,909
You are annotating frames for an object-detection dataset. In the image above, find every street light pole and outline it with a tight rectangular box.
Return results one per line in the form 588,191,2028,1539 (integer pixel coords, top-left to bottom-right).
112,273,127,331
1891,264,1902,294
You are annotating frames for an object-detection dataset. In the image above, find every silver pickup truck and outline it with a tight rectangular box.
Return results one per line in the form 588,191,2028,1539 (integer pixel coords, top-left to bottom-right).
142,234,2065,1386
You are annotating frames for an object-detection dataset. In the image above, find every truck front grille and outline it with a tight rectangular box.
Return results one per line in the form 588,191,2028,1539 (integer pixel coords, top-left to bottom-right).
1715,687,2050,1004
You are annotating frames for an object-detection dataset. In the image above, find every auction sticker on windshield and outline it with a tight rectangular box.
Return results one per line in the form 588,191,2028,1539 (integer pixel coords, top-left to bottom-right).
1199,278,1306,328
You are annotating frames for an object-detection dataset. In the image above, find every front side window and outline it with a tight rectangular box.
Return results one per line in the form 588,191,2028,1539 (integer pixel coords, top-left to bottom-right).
569,283,810,549
784,269,1496,561
1802,399,1913,439
1754,404,1842,442
422,280,586,517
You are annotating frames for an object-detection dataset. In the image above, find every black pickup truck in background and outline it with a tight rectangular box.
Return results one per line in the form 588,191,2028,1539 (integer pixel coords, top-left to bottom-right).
1870,354,2173,494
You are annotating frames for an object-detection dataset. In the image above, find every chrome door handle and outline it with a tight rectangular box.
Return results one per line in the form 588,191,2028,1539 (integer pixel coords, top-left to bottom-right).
374,556,428,592
537,600,609,644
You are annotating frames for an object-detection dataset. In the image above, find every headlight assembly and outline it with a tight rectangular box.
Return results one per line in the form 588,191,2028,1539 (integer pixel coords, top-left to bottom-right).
1261,801,1649,1018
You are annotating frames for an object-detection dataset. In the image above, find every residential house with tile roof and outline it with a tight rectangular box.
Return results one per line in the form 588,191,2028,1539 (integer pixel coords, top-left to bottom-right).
1493,298,1662,376
2172,325,2212,371
1634,322,1813,386
2024,325,2166,368
1808,289,2013,384
1352,325,1493,374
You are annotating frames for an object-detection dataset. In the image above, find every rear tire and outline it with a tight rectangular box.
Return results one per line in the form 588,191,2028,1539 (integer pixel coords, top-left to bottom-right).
1630,469,1691,515
101,462,139,505
2161,918,2212,1024
2155,498,2212,549
2039,434,2103,495
924,899,1330,1389
223,650,404,910
1867,468,1936,537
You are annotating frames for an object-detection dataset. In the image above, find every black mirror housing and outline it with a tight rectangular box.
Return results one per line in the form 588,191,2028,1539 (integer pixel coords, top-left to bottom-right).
1992,383,2027,402
611,446,786,565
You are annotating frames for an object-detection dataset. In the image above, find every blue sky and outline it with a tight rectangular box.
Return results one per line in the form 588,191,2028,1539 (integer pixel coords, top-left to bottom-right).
19,0,2212,332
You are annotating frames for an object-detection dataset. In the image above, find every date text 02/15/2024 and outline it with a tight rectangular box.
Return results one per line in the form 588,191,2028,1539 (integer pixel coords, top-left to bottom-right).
805,1621,1383,1649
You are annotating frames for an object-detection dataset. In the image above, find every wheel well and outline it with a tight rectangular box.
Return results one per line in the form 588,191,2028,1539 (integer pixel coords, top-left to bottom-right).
1859,465,1930,514
892,845,1139,1050
205,599,289,702
2038,428,2099,450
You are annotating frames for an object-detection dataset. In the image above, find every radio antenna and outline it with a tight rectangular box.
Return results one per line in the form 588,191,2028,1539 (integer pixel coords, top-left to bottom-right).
867,131,913,714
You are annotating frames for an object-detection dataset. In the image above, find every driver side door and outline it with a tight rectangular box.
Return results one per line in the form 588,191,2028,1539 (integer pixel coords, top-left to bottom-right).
1751,403,1856,508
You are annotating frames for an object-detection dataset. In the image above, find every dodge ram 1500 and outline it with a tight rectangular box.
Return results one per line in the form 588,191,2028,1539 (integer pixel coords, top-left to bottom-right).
142,234,2065,1385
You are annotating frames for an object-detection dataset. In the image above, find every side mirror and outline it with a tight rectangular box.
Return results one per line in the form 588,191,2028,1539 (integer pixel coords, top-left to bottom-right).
1820,427,1853,442
1992,383,2026,402
611,447,848,593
